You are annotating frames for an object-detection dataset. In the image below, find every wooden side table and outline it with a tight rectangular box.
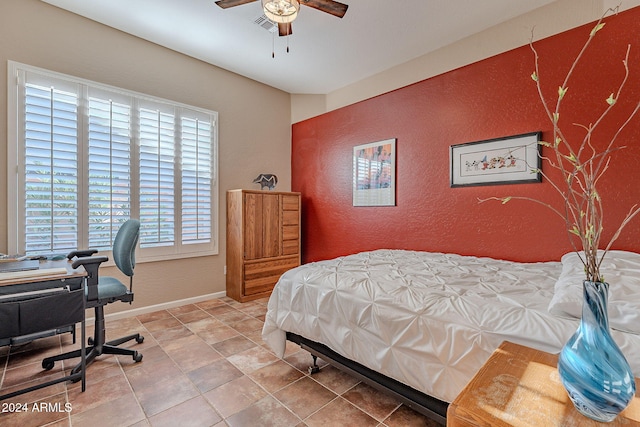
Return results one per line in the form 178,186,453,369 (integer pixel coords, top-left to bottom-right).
447,341,640,426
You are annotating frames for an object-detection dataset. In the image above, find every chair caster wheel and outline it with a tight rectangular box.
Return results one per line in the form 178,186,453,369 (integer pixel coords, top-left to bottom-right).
133,352,143,363
42,360,55,371
136,335,144,344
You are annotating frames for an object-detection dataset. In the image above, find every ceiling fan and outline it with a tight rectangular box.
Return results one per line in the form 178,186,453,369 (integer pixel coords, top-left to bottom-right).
215,0,348,36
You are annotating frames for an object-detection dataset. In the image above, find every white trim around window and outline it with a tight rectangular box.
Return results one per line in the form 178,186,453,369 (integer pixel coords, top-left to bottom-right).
7,61,219,262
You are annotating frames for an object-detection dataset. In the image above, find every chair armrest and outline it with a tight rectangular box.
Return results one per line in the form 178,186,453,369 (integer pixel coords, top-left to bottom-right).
67,249,98,260
71,255,108,270
72,256,109,301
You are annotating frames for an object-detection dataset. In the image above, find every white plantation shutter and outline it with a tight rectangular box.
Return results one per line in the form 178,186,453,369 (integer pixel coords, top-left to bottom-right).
181,114,213,245
9,62,218,260
87,95,132,249
23,80,79,254
139,106,175,248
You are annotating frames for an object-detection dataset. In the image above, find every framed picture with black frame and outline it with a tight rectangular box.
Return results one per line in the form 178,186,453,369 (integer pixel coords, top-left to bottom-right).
450,131,542,187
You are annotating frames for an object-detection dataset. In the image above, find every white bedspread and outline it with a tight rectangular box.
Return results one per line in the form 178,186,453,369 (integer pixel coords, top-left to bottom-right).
262,249,640,403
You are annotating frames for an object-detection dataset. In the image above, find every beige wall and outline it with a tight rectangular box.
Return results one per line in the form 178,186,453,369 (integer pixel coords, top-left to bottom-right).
0,0,292,314
291,0,640,123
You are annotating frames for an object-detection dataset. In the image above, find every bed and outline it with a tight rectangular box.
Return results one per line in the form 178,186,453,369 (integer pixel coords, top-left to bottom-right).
262,249,640,424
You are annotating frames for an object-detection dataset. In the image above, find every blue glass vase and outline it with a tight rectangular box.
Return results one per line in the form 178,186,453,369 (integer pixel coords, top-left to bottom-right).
558,280,636,422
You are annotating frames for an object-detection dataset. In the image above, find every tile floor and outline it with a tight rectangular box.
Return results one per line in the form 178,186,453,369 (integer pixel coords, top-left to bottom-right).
0,296,442,427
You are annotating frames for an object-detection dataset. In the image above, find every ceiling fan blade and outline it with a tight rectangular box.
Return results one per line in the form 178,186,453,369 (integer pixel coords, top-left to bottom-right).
301,0,348,18
215,0,257,9
278,22,293,37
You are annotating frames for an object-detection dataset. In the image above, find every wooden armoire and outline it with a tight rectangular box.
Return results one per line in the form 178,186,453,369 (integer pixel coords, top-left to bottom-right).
226,189,301,302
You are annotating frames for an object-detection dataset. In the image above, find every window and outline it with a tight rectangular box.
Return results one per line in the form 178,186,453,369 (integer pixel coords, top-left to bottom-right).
7,62,218,261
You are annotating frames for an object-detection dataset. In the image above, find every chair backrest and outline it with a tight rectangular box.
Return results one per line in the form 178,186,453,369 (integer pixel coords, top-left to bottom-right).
112,219,140,278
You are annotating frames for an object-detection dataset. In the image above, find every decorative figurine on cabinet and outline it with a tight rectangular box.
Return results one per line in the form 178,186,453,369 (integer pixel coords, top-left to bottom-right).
253,174,278,190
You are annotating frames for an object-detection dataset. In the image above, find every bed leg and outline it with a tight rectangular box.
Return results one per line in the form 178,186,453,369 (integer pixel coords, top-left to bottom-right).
308,355,320,374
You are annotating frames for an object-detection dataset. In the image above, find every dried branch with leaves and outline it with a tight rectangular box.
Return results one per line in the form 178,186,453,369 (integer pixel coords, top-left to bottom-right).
480,8,640,282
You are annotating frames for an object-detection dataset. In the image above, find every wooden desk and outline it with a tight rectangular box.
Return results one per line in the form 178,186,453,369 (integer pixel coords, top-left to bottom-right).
447,341,640,427
0,259,84,287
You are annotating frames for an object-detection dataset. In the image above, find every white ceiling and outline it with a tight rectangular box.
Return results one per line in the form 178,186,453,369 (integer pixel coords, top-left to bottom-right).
41,0,558,94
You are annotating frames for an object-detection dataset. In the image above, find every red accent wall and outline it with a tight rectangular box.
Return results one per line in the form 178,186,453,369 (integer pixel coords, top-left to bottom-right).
292,8,640,264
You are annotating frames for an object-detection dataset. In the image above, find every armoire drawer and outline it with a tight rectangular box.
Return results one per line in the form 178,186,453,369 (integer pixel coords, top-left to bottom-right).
243,257,299,296
282,239,299,255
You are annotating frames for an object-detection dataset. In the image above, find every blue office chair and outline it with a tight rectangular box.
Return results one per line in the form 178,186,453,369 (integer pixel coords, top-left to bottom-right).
42,219,144,373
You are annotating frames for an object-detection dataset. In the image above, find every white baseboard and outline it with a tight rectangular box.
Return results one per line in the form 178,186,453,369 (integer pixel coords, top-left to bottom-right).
92,291,227,322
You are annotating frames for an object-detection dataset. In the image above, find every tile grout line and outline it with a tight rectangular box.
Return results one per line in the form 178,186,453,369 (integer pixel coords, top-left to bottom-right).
217,299,395,425
1,297,427,427
119,320,152,425
184,300,303,424
181,299,309,425
219,302,306,426
212,299,384,425
156,307,228,424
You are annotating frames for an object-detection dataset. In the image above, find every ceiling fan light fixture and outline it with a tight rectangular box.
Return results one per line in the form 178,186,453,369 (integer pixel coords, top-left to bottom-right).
262,0,300,24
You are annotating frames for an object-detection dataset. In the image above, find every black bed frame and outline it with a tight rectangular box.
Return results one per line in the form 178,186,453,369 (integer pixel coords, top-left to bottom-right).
286,332,448,425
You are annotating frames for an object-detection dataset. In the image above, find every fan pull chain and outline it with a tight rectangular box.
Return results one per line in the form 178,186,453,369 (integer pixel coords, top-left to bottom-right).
270,26,293,58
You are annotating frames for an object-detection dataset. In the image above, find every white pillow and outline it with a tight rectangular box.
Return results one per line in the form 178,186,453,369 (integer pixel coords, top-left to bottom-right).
548,250,640,334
